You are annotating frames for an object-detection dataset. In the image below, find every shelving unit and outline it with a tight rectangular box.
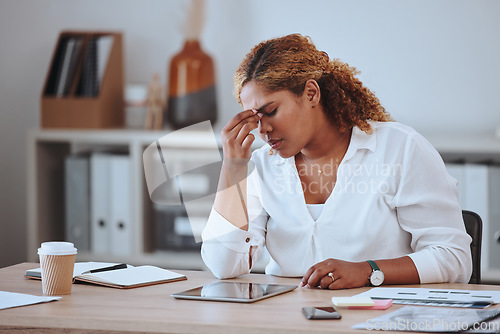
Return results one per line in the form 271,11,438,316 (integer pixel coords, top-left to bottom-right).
425,133,500,284
26,129,224,271
27,129,500,281
423,133,500,160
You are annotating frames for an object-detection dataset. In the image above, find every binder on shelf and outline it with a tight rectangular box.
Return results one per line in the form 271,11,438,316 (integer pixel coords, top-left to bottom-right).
44,37,68,96
109,155,132,256
41,30,124,129
96,35,114,89
90,153,133,255
445,163,500,271
465,164,500,271
65,154,91,252
90,153,112,254
488,166,500,270
55,36,84,97
77,36,98,97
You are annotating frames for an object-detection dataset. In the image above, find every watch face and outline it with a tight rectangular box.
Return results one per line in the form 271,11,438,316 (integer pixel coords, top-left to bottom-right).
370,270,384,286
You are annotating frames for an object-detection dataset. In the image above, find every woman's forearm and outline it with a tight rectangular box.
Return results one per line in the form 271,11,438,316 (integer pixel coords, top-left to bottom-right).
213,161,250,231
372,256,420,285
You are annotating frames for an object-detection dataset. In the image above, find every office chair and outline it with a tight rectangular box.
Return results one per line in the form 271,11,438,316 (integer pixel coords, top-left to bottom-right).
462,210,482,284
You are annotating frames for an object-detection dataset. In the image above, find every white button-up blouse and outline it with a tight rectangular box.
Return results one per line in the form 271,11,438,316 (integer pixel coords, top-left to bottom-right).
201,121,472,283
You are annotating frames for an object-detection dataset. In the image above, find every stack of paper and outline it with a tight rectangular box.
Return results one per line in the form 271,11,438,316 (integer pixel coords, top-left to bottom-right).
354,288,500,308
0,291,60,310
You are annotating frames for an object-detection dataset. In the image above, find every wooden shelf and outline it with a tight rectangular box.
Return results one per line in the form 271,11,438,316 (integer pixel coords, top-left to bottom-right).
424,133,500,154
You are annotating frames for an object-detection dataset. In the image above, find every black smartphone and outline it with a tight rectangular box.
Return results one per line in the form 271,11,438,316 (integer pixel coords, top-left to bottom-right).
302,306,342,320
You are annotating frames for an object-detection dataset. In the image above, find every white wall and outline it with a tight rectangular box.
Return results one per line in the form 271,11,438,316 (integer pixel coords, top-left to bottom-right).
242,0,500,135
1,0,499,267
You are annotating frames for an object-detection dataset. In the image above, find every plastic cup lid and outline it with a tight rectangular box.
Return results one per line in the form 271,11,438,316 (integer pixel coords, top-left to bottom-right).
37,241,77,255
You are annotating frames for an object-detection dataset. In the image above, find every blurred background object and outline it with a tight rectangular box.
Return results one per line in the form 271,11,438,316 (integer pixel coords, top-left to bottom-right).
166,0,217,129
144,73,165,130
124,84,148,129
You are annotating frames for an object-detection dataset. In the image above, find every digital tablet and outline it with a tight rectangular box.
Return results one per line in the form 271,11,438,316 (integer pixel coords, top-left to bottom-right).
171,282,297,303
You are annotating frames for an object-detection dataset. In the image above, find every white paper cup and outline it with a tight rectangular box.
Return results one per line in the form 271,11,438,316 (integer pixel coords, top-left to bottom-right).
38,242,77,295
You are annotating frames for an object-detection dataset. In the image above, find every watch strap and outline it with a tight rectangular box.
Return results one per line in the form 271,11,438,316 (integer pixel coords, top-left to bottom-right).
367,260,380,272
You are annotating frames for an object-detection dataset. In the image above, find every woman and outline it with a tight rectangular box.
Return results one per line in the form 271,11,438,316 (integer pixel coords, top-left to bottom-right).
201,33,472,289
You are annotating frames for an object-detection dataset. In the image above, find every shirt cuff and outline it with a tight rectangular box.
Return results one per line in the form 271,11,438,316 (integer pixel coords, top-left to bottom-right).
407,250,444,284
202,207,256,253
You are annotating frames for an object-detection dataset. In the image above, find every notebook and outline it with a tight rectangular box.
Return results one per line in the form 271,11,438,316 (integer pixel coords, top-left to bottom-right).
25,262,186,289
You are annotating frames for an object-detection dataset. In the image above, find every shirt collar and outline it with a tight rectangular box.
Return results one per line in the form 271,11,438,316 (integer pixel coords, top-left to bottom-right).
270,150,289,165
270,123,378,165
343,124,377,161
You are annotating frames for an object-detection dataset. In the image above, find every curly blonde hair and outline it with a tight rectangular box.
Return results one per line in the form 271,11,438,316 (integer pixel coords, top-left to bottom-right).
234,34,392,134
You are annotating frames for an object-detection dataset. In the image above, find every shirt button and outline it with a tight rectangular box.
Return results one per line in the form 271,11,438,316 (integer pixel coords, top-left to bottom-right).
245,237,251,243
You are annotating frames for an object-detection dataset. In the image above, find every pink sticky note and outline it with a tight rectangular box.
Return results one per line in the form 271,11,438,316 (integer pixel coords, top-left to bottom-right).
348,299,392,310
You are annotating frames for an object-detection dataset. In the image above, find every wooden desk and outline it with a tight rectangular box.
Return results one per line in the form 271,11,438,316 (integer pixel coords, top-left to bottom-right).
1,263,499,333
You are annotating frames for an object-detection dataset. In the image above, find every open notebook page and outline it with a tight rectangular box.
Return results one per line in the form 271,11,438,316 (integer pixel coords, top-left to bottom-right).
78,265,184,286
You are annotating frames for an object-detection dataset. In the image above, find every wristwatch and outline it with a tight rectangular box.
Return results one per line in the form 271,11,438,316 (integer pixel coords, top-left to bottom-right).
367,260,384,286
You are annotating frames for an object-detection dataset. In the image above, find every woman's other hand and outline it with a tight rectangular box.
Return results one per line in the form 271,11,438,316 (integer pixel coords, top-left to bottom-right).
299,258,372,290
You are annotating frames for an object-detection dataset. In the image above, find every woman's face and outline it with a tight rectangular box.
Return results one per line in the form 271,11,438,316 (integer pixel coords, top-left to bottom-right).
240,80,315,159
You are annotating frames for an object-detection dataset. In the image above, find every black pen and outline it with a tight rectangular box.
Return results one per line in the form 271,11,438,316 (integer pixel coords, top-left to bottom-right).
81,263,127,275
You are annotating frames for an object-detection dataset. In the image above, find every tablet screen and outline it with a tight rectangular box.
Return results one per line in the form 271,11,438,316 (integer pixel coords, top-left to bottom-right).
171,282,297,303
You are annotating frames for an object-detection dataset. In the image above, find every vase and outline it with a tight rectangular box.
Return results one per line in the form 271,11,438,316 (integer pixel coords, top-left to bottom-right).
165,40,217,129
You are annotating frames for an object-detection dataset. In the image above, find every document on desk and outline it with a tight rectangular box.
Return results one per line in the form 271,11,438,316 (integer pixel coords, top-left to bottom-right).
0,291,60,310
25,262,127,279
25,262,187,289
354,288,500,308
352,306,500,332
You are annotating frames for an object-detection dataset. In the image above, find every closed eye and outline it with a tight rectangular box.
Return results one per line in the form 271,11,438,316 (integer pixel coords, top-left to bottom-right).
266,108,277,117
